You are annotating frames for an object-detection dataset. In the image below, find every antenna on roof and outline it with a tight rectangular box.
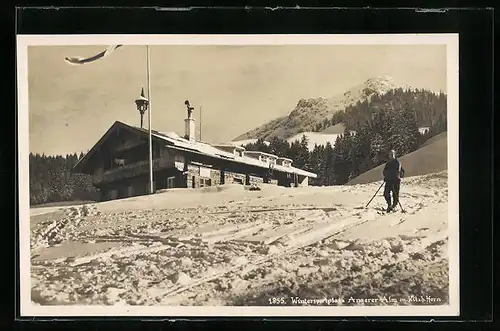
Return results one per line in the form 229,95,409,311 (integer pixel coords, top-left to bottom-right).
200,105,202,141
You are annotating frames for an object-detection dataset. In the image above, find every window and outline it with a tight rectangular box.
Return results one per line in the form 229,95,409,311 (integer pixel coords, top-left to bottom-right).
174,154,185,163
167,176,175,189
200,178,211,187
233,177,243,185
199,167,211,178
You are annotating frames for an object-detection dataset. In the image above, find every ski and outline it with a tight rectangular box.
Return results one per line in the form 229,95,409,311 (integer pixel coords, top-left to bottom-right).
376,207,398,215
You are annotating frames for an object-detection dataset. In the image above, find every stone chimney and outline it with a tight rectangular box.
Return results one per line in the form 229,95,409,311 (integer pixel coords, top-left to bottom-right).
184,100,196,141
184,117,196,141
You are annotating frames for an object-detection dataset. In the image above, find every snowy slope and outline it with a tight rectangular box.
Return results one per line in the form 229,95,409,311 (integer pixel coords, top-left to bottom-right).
30,171,451,307
286,132,341,151
347,132,448,185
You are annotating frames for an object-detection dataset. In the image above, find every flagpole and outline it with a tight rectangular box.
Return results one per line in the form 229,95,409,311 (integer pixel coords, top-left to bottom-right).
199,105,202,141
147,45,154,194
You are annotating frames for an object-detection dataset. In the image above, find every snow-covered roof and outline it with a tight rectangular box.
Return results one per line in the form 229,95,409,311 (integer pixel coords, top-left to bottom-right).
163,132,181,139
73,121,316,178
134,126,315,178
156,134,315,178
212,143,246,151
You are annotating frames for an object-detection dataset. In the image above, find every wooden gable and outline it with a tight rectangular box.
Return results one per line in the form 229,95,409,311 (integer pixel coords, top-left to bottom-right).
72,121,164,175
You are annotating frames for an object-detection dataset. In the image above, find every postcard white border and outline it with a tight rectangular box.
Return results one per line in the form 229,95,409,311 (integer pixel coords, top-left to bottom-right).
17,33,459,317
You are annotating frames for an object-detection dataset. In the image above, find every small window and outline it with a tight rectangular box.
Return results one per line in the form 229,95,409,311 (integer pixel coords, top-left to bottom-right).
200,178,211,187
233,177,243,185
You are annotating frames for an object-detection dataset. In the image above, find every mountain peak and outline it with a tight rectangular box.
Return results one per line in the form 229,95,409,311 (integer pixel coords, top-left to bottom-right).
364,75,394,84
362,76,396,95
233,76,403,141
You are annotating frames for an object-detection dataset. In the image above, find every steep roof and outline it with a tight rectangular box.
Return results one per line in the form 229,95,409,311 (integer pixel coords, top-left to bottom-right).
73,121,317,178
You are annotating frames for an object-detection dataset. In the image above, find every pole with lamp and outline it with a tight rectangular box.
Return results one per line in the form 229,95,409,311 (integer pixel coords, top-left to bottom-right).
135,86,154,194
134,46,154,195
135,88,149,129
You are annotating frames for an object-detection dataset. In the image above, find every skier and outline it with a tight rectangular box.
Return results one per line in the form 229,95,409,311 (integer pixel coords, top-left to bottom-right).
383,149,405,212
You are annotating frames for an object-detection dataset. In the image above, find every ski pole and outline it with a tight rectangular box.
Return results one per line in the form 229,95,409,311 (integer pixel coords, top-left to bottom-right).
398,201,406,213
394,177,406,213
365,180,385,208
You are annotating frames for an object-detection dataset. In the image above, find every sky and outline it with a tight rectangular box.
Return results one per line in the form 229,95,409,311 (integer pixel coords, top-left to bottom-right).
27,44,447,155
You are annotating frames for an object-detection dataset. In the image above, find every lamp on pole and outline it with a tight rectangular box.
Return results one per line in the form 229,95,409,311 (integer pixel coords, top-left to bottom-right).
135,87,149,129
132,46,153,195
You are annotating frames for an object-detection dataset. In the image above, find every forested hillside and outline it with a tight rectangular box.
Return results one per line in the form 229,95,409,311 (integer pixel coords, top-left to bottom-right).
235,76,447,142
29,153,98,206
317,88,447,133
243,96,447,185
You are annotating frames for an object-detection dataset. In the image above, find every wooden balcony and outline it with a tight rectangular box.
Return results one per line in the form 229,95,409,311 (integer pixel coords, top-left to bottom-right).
92,158,171,185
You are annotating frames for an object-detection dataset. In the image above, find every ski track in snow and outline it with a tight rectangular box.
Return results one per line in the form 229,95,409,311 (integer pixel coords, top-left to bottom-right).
30,172,449,306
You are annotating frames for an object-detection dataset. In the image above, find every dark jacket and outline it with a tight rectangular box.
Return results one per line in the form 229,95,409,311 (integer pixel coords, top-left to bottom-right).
383,159,405,181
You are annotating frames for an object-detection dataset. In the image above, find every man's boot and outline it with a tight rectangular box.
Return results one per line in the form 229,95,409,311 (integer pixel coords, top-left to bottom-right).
386,203,393,212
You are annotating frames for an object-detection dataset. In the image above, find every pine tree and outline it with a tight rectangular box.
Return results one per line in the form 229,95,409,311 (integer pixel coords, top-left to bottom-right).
401,106,422,153
370,133,387,166
243,138,271,154
268,137,291,157
309,144,324,186
288,140,301,168
287,135,310,171
324,142,335,185
349,123,372,179
332,133,352,184
298,134,311,171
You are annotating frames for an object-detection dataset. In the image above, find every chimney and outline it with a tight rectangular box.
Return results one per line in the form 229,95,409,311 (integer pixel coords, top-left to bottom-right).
184,100,196,141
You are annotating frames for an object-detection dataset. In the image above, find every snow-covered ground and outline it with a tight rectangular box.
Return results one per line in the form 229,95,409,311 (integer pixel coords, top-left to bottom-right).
30,171,449,306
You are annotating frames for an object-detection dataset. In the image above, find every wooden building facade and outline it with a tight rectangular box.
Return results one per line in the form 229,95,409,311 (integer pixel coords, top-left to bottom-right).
72,120,316,202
